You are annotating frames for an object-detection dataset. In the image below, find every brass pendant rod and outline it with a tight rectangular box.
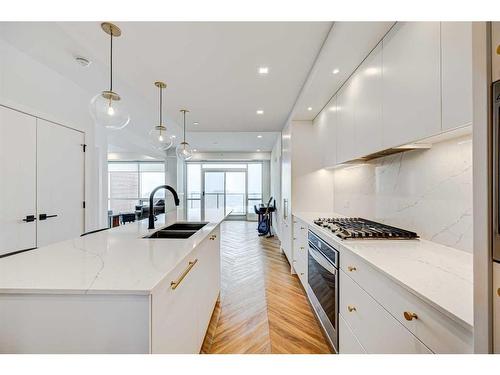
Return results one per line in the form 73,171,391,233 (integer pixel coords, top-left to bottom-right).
183,110,186,142
159,86,163,126
109,32,113,92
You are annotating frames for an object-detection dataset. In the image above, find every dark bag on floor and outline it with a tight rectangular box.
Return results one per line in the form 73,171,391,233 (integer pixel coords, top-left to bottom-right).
257,197,273,235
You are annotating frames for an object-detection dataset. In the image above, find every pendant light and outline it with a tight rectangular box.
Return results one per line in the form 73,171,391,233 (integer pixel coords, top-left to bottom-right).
148,81,173,150
89,22,130,130
176,109,193,160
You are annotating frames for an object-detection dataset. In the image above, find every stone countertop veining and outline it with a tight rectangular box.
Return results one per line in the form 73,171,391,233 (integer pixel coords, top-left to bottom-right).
0,209,227,295
293,211,473,329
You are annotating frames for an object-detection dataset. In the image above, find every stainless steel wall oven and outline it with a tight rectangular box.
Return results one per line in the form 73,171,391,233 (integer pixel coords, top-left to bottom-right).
307,230,339,350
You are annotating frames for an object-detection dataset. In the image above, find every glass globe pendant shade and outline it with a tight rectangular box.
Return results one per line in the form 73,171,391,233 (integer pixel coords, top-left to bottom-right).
90,91,130,130
176,141,193,161
148,125,173,151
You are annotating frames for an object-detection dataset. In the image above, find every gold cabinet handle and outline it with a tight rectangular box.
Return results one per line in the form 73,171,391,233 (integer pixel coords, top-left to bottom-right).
347,266,357,272
170,259,198,290
403,311,418,321
497,288,500,297
300,226,306,230
300,272,304,275
209,234,217,240
347,305,356,313
300,246,304,250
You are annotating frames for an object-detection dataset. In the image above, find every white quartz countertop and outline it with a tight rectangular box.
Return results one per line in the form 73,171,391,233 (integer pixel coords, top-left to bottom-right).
293,211,473,329
0,209,227,295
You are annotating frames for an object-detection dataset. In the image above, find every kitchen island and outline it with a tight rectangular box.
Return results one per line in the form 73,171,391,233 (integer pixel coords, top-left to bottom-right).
0,209,227,353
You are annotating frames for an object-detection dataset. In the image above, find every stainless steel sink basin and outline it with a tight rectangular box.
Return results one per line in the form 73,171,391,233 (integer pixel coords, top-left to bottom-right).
163,222,208,231
144,222,208,239
147,230,197,239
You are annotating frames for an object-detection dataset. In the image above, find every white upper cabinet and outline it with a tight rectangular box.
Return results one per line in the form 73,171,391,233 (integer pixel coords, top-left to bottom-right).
336,77,357,163
354,42,383,156
382,22,441,147
315,96,337,168
441,22,473,131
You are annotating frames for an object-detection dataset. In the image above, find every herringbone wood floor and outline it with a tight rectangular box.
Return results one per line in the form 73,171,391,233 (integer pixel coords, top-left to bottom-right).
202,221,332,354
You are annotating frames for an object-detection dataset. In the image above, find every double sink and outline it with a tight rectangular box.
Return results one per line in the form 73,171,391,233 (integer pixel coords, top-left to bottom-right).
145,222,208,239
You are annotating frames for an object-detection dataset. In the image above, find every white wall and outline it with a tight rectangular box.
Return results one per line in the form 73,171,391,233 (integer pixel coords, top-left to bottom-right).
332,134,473,252
0,38,107,231
270,136,282,238
164,151,178,213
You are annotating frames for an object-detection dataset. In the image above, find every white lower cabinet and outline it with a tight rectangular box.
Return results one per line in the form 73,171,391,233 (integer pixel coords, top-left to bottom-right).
340,269,431,354
292,217,308,287
151,227,221,353
494,262,500,354
151,255,200,353
339,313,366,354
196,227,221,346
340,248,472,353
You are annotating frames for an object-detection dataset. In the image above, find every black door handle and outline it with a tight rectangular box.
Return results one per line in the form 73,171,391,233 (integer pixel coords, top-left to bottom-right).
39,214,58,221
22,215,36,222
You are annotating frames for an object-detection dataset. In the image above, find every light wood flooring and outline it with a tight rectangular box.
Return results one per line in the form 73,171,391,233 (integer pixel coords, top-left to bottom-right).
202,221,332,354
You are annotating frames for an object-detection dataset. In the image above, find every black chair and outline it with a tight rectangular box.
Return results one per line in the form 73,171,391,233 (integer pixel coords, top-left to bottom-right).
121,213,136,224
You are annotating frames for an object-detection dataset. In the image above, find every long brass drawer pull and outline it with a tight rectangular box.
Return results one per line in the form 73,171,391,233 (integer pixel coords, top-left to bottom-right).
347,266,357,272
497,288,500,297
403,311,418,321
170,259,198,290
347,305,356,313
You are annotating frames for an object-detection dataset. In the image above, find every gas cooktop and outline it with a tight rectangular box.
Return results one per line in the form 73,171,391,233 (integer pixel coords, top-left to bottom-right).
313,217,419,240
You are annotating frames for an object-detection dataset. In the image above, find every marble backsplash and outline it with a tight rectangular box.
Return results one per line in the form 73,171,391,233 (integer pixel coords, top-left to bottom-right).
332,134,473,253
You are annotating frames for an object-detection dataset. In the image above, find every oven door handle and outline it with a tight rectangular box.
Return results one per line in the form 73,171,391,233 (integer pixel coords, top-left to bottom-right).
309,245,336,274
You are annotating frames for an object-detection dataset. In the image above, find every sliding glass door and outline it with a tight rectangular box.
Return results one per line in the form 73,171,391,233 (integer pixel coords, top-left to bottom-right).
202,169,246,219
186,162,263,221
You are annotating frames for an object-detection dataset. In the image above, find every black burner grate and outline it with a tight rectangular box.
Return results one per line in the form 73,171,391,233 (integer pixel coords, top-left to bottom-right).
313,217,419,240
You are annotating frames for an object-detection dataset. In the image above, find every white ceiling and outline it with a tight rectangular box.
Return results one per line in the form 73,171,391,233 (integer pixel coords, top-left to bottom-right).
0,21,331,153
186,131,279,152
62,22,332,133
0,22,398,154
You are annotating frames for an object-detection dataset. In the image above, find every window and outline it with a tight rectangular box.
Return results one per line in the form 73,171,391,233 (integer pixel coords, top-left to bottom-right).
108,162,165,214
247,163,263,212
185,161,264,219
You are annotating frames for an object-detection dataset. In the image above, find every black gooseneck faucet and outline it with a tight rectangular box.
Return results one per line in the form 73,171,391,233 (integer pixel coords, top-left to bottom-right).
148,185,180,230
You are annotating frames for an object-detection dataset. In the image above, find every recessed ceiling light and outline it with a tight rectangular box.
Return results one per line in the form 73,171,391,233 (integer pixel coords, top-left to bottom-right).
256,149,261,152
258,67,269,75
170,135,176,139
193,149,197,152
332,68,340,75
256,110,264,115
307,107,313,111
193,122,199,125
257,135,262,138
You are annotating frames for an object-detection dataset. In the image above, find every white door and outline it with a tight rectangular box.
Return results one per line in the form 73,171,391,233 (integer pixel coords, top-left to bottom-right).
36,119,84,247
0,106,37,256
494,262,500,353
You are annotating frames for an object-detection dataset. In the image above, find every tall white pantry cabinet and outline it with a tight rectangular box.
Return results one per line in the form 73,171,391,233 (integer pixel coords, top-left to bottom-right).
0,105,85,256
